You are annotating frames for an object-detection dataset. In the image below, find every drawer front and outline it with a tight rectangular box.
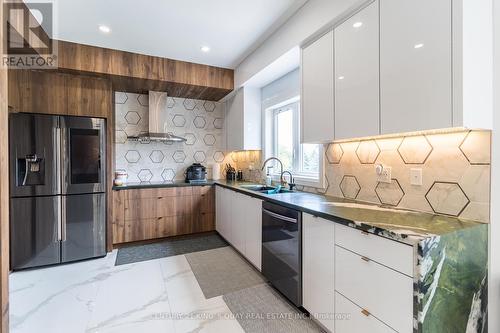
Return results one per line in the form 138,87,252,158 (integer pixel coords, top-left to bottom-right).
124,196,194,220
124,186,193,199
197,212,215,233
196,186,215,213
335,246,413,333
335,292,396,333
335,224,414,276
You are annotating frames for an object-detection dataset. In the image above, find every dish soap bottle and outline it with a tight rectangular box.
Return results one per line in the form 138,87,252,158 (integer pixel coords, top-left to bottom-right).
265,166,273,186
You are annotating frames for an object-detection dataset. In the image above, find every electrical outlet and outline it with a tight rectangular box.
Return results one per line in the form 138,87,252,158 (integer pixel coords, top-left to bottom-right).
375,165,392,183
410,168,423,186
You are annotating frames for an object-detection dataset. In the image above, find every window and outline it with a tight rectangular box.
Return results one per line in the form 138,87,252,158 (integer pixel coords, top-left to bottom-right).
267,98,322,185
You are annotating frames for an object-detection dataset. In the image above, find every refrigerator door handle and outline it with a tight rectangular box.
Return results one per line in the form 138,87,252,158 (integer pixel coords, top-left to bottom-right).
57,196,62,241
60,126,68,194
61,197,67,242
55,127,62,193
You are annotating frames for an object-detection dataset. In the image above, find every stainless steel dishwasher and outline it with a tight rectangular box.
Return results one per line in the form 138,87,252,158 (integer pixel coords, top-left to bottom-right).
262,201,302,307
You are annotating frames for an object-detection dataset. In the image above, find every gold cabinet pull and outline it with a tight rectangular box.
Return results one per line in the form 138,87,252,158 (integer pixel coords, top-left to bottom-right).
361,309,370,317
361,256,370,262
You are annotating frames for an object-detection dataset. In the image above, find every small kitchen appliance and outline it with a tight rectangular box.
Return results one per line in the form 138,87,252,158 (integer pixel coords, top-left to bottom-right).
185,163,207,183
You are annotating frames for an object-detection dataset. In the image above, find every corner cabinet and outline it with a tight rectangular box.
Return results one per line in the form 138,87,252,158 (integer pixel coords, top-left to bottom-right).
334,1,380,140
225,86,261,151
302,213,335,332
301,30,335,144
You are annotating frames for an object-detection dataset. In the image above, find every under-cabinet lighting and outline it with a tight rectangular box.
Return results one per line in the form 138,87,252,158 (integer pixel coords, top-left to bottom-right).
331,127,477,144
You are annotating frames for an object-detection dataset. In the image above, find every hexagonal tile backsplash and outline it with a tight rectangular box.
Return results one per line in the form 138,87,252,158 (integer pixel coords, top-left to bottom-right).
115,92,226,183
115,91,490,223
324,130,491,222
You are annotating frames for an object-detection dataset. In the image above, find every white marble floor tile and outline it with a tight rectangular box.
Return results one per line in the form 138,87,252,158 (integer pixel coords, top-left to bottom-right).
9,253,117,333
172,296,244,333
10,251,244,333
86,259,171,332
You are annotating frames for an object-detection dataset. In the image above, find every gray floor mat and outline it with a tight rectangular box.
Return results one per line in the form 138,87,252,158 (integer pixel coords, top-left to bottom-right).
185,247,266,298
115,232,228,266
223,284,325,333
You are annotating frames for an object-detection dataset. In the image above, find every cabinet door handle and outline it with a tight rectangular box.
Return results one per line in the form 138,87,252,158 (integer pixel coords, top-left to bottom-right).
361,309,371,317
361,256,370,262
158,197,163,199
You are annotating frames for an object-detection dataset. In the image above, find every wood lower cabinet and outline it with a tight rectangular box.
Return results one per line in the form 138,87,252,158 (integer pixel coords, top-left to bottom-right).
112,185,215,244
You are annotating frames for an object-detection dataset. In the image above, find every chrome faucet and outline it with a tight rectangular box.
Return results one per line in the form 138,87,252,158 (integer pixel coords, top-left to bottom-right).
281,170,296,191
261,157,285,185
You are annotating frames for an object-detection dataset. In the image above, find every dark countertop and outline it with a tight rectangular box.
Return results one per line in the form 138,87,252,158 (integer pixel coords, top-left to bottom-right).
111,179,485,246
215,180,485,246
112,180,216,190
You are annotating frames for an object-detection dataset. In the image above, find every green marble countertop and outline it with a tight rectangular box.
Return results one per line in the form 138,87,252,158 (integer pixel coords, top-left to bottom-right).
215,180,484,246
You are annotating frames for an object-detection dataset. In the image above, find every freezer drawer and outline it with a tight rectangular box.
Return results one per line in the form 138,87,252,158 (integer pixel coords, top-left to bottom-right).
61,193,106,263
10,196,61,270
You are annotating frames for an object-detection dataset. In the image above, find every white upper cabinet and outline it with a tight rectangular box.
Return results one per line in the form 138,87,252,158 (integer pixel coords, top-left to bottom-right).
225,86,261,151
380,0,452,134
301,30,335,144
334,1,380,140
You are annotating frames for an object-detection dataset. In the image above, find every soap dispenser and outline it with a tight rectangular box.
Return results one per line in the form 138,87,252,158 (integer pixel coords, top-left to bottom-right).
265,166,273,186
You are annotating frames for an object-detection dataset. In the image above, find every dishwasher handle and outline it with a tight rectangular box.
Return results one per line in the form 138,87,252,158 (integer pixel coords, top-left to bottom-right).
262,208,298,224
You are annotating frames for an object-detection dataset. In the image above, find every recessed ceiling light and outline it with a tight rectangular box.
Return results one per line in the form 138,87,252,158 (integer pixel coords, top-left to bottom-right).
414,43,424,49
99,25,111,34
353,22,363,28
201,46,210,53
338,76,345,80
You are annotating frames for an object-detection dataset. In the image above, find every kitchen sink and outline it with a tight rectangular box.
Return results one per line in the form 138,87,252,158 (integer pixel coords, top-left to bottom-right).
238,184,294,194
239,184,275,191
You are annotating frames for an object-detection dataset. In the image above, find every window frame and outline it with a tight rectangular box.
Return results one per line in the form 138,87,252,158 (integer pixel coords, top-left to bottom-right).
265,96,325,189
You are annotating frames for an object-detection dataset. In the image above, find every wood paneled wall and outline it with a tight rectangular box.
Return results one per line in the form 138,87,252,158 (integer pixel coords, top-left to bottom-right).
57,41,234,101
0,0,9,331
8,69,115,253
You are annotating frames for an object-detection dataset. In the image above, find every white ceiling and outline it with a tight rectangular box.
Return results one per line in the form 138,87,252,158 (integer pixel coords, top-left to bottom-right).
26,0,307,69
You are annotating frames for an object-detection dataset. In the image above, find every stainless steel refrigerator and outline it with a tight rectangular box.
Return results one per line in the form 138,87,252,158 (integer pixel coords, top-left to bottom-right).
9,113,106,270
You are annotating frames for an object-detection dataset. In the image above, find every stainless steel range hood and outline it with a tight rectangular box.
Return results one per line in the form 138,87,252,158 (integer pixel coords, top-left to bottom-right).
128,91,187,143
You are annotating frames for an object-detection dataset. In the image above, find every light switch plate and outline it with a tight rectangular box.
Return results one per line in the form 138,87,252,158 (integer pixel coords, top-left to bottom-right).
410,168,423,186
376,166,392,183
